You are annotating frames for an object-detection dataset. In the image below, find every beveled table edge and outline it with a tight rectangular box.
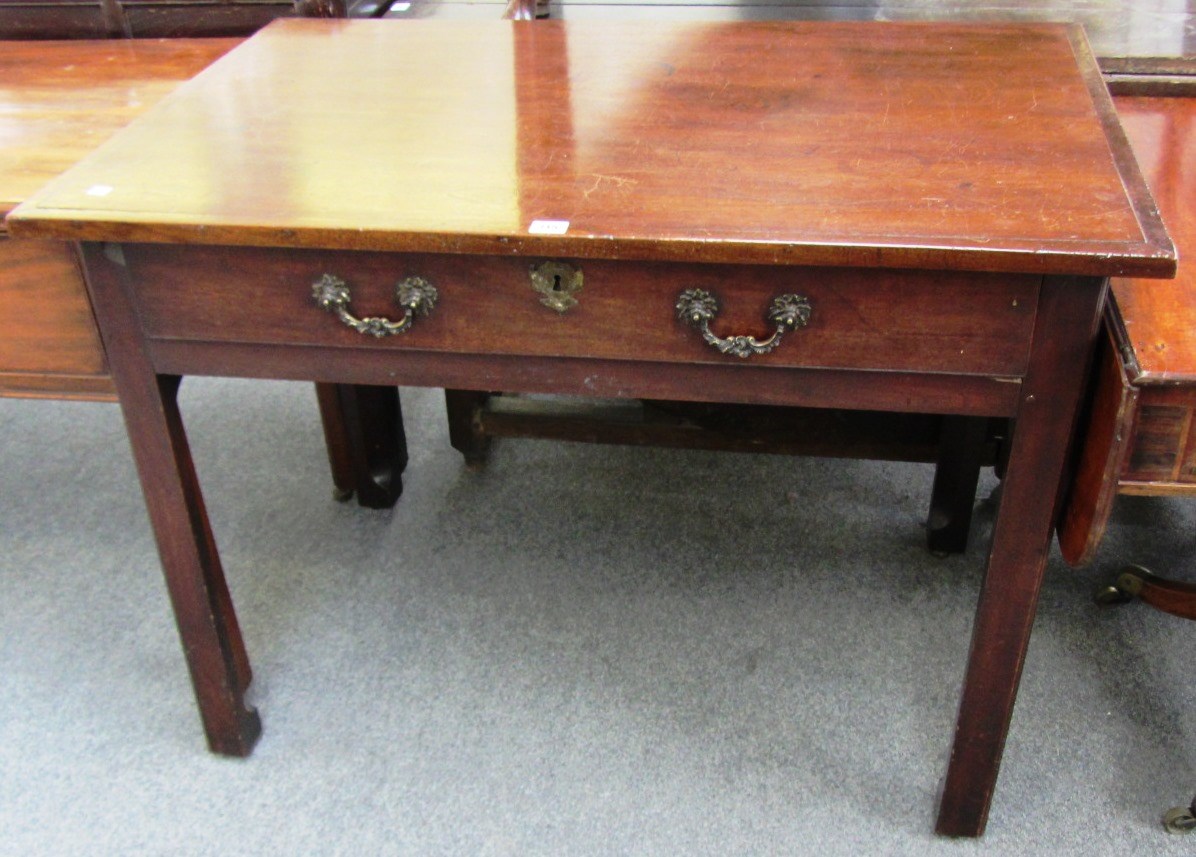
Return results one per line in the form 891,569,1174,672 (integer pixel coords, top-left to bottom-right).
2,214,1178,278
5,20,1178,279
1069,25,1176,277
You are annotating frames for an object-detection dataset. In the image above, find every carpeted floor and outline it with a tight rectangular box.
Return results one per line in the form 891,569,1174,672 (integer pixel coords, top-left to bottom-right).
2,378,1194,855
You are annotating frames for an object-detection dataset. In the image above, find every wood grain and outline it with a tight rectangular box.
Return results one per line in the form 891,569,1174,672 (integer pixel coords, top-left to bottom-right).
937,275,1108,837
1119,385,1196,484
1108,97,1196,383
0,236,108,380
9,20,1175,276
145,337,1027,416
1057,325,1138,566
122,244,1040,377
1055,95,1195,564
78,242,261,756
39,21,1163,836
0,37,237,400
0,38,239,218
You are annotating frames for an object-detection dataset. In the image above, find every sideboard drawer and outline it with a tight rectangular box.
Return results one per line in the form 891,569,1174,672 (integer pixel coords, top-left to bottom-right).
126,244,1039,376
0,235,113,398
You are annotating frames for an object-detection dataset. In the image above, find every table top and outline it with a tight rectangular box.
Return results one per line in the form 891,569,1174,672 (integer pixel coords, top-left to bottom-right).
1108,96,1196,384
8,19,1175,276
0,38,239,225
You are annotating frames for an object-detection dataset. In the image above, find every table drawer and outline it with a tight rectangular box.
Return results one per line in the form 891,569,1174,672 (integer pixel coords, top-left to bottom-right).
127,244,1038,376
1121,386,1196,487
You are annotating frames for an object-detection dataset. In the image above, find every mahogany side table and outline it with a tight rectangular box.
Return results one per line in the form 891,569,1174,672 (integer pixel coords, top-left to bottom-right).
8,19,1175,836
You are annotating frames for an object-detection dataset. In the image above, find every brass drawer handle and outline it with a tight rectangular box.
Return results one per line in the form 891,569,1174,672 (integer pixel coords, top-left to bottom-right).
676,288,811,358
312,274,438,337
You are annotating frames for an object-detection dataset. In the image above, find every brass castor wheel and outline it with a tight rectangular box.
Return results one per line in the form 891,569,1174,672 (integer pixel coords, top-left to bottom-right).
332,487,354,503
1095,565,1148,607
1163,804,1196,834
1095,583,1134,606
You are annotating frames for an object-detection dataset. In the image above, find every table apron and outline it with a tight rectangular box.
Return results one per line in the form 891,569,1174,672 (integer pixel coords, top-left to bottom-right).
147,338,1024,417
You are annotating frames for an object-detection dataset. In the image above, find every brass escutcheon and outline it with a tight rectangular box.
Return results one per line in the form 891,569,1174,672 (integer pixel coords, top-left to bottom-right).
529,261,582,312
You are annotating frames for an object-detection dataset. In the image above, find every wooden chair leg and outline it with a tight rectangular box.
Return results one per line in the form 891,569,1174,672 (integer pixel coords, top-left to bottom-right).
315,383,407,510
927,415,988,555
445,389,492,470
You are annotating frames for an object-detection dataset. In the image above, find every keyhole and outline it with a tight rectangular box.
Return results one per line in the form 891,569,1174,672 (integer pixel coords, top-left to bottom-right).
529,262,581,311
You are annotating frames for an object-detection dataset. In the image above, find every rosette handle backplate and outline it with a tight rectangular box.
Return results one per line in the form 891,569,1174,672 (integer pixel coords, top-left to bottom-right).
312,273,438,337
675,288,811,358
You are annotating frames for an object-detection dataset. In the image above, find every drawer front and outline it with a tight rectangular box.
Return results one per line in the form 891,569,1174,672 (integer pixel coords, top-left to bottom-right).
128,244,1038,376
1122,386,1196,487
0,236,109,386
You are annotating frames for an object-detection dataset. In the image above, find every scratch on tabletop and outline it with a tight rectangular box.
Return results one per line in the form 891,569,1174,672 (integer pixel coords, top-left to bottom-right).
582,174,639,198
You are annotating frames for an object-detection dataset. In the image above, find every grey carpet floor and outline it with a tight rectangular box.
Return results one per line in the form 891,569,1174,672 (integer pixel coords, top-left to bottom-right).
2,378,1194,856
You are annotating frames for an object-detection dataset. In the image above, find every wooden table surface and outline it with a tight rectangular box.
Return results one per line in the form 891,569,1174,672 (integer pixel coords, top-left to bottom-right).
1108,96,1196,384
1056,95,1196,565
0,37,238,399
9,19,1172,276
0,38,239,222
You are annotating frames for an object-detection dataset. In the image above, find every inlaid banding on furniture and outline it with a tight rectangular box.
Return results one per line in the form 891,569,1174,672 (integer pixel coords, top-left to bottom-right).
312,273,438,338
676,288,811,358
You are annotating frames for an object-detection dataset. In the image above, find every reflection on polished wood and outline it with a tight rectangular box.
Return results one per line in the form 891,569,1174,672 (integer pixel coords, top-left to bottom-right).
1109,97,1196,386
0,236,108,396
0,38,239,218
10,20,1172,276
1060,96,1196,566
0,38,238,399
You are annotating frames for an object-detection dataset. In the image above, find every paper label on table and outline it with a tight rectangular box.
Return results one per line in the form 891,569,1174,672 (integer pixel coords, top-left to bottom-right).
528,220,570,235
